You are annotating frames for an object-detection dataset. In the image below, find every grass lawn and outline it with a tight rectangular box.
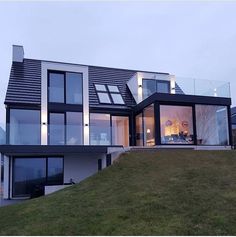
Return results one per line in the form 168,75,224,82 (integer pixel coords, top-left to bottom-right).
1,150,236,235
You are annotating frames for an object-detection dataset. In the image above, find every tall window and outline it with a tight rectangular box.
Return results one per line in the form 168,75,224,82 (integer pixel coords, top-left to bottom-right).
49,72,64,103
112,116,129,146
49,113,65,145
90,113,111,145
143,104,155,146
136,113,143,146
66,72,83,104
196,105,229,145
10,109,40,145
66,112,83,145
13,157,63,197
160,105,194,144
48,71,83,104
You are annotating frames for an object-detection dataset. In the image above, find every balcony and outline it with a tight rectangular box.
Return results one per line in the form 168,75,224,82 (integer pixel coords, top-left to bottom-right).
127,72,231,104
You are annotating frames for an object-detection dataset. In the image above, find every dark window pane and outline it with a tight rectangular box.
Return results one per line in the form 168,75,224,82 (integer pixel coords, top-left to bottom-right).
66,112,83,145
10,109,40,145
136,113,143,146
66,72,83,104
13,158,46,197
142,79,156,99
157,81,170,93
49,73,64,103
196,105,229,145
47,158,63,185
160,105,194,144
90,113,111,145
49,113,65,145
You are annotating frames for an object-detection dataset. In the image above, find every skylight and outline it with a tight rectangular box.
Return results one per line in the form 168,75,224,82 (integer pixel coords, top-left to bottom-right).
94,84,125,105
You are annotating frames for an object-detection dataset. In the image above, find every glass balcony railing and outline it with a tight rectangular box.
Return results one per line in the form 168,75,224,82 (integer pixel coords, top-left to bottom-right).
127,73,231,104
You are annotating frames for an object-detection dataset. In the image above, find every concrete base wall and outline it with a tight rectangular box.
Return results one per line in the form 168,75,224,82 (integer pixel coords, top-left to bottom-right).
63,153,106,184
45,185,72,195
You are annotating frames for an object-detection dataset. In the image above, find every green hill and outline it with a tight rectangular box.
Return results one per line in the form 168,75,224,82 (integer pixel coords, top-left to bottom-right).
1,150,236,235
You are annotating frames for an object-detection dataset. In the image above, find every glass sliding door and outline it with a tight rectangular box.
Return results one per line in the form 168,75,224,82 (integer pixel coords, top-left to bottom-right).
136,113,144,146
112,116,129,146
49,113,65,145
47,157,63,185
10,109,40,145
160,105,194,144
90,113,111,145
66,112,83,145
143,104,155,146
195,105,229,145
13,158,46,197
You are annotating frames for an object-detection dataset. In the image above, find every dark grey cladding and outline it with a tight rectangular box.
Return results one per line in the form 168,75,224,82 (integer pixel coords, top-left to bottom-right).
5,59,41,105
88,66,137,107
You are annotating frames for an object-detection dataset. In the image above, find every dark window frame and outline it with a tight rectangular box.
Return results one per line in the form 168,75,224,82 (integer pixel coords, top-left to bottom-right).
48,70,83,105
12,156,64,198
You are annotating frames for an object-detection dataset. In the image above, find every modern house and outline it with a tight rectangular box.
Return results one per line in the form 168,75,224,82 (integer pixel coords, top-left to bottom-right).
0,45,232,199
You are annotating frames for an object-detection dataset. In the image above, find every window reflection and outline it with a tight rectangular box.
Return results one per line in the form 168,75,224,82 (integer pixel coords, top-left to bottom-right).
196,105,229,145
160,105,194,144
10,109,40,145
49,73,64,103
112,116,129,146
90,113,111,145
144,104,155,146
49,113,65,145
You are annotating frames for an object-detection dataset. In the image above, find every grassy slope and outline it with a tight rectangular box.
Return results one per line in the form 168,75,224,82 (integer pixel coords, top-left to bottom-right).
1,150,236,235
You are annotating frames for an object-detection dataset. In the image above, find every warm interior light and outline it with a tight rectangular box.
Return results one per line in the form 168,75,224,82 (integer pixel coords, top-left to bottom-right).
147,128,151,134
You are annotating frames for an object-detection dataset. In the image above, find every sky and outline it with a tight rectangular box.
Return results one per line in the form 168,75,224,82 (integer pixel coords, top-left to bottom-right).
0,1,236,124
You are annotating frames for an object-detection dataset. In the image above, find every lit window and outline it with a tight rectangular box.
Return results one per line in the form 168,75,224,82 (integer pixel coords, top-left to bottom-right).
95,84,107,92
111,93,125,104
108,85,119,93
97,92,111,104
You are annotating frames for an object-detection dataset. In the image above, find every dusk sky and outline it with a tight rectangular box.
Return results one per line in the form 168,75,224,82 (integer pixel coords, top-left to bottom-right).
0,1,236,124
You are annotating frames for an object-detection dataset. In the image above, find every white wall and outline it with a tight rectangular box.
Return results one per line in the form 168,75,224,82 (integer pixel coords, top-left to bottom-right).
64,153,106,184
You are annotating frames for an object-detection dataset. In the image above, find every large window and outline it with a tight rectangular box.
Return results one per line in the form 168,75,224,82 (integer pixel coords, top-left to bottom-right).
143,104,155,146
196,105,229,145
136,113,143,146
90,113,111,145
13,157,63,197
49,71,83,104
143,79,170,100
112,116,129,146
10,109,40,145
49,72,64,103
66,72,83,104
66,112,83,145
160,105,194,144
49,113,65,145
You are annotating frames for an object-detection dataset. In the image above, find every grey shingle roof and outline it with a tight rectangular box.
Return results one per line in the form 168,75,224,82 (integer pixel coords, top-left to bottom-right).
5,59,41,105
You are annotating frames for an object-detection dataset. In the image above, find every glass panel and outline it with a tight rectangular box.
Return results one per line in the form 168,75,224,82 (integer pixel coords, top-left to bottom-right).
144,104,155,146
142,79,156,100
95,84,107,91
196,105,229,145
49,73,64,103
13,158,46,197
66,112,83,145
47,158,63,185
112,116,129,146
66,72,83,104
157,81,170,93
97,92,111,104
10,109,40,145
160,105,194,144
49,113,65,145
111,93,125,104
136,113,143,146
90,113,111,145
108,85,119,92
